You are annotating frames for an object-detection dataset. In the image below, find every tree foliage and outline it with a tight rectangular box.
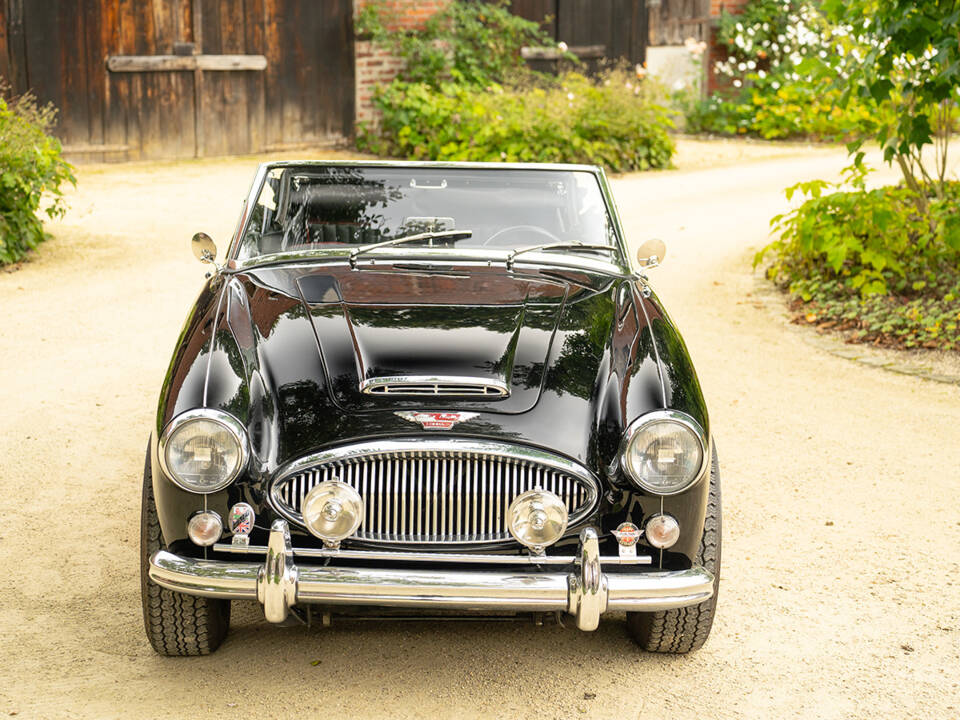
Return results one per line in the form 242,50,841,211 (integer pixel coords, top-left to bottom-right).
824,0,960,214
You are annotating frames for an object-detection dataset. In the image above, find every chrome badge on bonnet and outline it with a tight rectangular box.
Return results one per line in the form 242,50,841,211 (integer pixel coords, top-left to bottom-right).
394,411,479,430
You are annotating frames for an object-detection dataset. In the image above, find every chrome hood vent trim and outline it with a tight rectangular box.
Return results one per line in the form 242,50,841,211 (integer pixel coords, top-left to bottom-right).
360,376,509,398
269,439,599,544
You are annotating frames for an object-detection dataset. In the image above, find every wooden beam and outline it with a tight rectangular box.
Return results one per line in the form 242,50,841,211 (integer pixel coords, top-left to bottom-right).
521,44,606,60
106,54,268,72
62,143,132,153
192,0,203,159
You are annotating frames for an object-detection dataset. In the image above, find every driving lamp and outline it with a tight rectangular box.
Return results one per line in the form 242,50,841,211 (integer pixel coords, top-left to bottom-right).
160,410,248,493
644,514,680,549
187,511,223,547
302,480,363,548
507,489,568,552
622,411,706,495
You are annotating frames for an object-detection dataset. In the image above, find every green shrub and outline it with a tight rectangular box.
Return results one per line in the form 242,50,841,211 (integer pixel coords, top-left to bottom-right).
356,0,675,172
0,89,75,265
758,180,960,350
688,78,877,140
358,69,675,172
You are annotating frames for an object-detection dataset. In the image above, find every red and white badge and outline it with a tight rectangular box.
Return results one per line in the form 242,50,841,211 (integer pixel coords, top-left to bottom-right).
612,522,642,559
395,411,479,430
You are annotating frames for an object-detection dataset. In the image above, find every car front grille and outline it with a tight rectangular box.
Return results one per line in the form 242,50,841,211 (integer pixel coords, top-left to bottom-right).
269,439,599,544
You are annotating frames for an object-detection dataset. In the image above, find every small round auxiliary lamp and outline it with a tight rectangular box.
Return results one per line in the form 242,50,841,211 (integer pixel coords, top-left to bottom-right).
507,489,569,554
301,480,364,548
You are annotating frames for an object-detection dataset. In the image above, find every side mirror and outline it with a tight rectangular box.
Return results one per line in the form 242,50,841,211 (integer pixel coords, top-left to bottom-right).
636,238,666,269
192,232,218,265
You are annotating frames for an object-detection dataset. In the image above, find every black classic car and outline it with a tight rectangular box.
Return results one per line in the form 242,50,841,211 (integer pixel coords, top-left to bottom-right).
143,161,720,656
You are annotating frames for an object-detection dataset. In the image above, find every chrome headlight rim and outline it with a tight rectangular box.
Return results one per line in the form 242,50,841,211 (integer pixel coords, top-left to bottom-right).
620,409,709,496
158,408,249,494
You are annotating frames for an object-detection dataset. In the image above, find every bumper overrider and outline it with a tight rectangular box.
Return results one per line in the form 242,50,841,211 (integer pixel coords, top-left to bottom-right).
149,520,714,631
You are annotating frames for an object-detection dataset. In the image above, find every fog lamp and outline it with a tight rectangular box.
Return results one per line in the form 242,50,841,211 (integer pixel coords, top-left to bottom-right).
302,480,363,548
187,510,223,547
507,489,568,552
644,514,680,549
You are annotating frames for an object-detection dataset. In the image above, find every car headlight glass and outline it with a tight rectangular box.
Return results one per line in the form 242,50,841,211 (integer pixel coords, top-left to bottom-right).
161,411,247,493
622,412,705,494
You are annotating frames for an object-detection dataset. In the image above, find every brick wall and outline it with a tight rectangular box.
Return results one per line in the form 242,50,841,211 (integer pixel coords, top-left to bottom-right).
706,0,749,93
354,0,450,126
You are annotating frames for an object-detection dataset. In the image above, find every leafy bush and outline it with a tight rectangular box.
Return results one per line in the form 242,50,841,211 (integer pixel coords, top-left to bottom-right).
758,179,960,350
0,89,75,265
687,0,877,140
356,1,675,171
359,70,674,171
356,0,559,88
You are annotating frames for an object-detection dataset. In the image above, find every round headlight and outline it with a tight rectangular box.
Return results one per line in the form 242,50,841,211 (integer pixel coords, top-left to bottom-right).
160,410,247,493
622,411,706,495
507,489,569,552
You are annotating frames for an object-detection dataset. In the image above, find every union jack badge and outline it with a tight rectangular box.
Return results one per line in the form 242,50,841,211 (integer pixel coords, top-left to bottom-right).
229,503,255,537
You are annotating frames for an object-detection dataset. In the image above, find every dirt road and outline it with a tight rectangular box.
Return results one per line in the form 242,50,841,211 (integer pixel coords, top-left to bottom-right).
1,142,957,719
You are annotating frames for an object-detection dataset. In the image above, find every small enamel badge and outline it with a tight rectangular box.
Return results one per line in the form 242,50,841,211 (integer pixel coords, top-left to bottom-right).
229,503,255,547
612,522,641,559
395,411,478,430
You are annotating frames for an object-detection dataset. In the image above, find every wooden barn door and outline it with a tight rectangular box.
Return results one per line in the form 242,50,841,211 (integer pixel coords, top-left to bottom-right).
0,0,355,161
507,0,647,71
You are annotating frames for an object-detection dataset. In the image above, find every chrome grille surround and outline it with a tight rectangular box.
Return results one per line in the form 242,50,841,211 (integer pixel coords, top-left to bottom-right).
269,439,599,544
360,376,509,397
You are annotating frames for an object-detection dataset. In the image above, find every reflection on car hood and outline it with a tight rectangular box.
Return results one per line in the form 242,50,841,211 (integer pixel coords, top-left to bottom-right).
243,263,615,415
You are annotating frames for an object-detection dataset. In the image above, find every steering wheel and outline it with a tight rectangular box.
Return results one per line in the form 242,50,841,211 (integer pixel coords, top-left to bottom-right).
481,224,562,247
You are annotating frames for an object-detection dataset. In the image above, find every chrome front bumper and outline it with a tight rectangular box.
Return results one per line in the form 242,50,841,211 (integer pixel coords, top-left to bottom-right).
148,520,714,631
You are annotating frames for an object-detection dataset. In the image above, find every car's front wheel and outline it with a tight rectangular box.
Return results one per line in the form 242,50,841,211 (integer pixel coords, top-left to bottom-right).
140,445,230,655
626,446,721,653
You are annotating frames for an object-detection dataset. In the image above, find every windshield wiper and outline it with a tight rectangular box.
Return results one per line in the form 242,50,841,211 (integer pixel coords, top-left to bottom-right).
349,230,473,268
505,243,619,270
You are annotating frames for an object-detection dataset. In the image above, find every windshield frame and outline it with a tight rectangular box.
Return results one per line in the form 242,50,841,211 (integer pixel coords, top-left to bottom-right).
226,160,632,275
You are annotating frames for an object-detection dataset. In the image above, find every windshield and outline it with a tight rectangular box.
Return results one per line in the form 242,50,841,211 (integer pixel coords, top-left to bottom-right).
236,166,619,261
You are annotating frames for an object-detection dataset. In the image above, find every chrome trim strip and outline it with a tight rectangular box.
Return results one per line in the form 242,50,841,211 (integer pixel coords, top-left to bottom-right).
229,248,631,277
150,520,713,630
212,542,652,565
360,376,510,397
618,410,711,496
157,408,249,494
268,438,601,543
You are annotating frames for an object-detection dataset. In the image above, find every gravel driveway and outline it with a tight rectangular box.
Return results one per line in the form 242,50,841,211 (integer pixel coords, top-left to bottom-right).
1,142,957,719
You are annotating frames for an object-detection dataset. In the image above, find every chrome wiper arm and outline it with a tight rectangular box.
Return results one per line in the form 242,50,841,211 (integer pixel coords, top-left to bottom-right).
506,243,619,270
349,230,473,268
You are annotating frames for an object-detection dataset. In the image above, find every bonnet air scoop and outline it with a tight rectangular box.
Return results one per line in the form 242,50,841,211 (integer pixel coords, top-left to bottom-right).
359,376,510,397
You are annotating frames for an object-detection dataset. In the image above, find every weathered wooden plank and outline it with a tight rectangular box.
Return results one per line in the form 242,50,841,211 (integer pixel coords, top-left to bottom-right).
5,0,28,93
82,0,108,160
508,0,557,35
0,0,11,91
262,0,283,147
244,0,267,153
191,0,204,158
521,44,605,60
107,54,267,71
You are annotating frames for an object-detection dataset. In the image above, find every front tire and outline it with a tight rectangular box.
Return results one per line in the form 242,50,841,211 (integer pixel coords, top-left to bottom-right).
626,447,721,653
140,445,230,655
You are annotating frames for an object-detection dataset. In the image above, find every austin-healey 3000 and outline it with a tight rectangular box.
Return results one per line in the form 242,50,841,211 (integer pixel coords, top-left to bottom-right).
142,161,720,655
